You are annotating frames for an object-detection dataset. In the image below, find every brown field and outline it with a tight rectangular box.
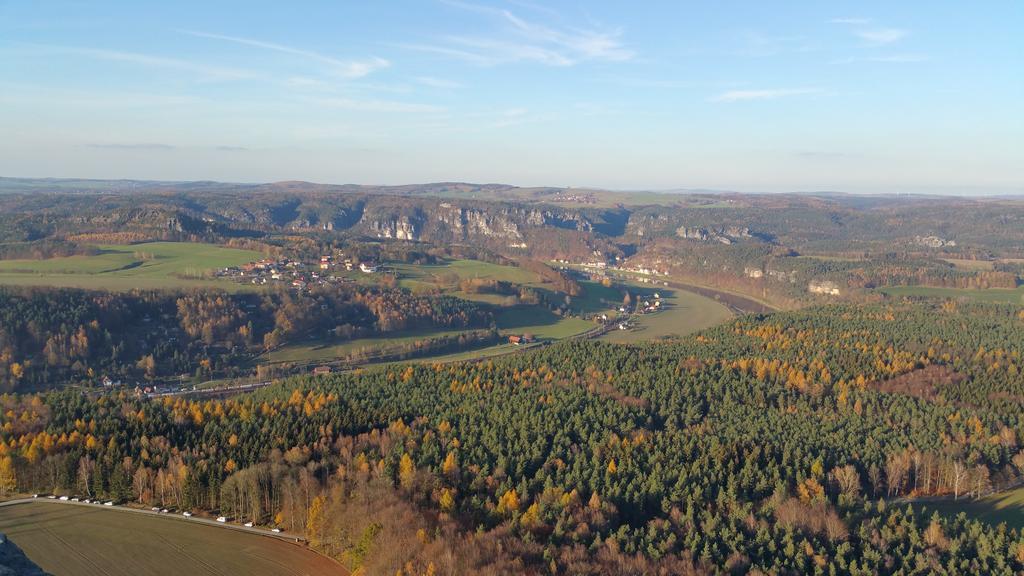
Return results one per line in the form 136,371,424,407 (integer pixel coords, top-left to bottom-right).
0,502,343,576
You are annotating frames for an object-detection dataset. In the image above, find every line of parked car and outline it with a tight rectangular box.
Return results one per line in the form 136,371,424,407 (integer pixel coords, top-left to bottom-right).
35,493,115,506
32,493,283,533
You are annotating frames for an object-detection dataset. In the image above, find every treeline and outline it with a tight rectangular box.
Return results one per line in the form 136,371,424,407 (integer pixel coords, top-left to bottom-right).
0,285,491,391
634,241,1019,306
3,301,1024,572
519,259,582,296
0,239,99,261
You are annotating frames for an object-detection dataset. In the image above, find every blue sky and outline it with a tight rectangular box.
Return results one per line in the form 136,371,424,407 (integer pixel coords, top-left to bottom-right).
1,1,1021,194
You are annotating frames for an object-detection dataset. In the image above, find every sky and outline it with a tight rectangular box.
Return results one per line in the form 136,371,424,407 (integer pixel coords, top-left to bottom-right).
1,1,1021,194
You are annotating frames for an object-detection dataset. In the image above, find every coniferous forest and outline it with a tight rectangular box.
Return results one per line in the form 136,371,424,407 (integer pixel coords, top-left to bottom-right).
4,300,1024,574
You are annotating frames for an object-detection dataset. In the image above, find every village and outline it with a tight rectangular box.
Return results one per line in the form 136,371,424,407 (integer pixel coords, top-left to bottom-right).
215,253,381,290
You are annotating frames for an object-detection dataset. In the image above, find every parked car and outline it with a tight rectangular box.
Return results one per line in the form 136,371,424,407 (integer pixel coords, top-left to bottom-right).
244,521,254,527
59,496,69,501
216,516,227,523
182,511,192,517
271,528,281,533
103,501,114,506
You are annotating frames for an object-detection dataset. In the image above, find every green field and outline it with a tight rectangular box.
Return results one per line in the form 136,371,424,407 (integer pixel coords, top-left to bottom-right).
267,307,596,366
600,285,733,343
0,242,263,291
0,502,341,575
265,328,474,364
393,259,541,293
920,486,1024,530
493,306,596,339
880,285,1024,304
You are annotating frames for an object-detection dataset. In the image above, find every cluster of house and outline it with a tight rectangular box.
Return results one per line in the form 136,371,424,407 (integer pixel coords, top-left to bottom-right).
617,264,671,278
550,258,671,288
217,254,380,290
638,293,664,313
101,376,192,397
808,280,842,296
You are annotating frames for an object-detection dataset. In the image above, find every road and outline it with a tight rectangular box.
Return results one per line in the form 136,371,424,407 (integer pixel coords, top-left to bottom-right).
146,380,275,399
0,497,305,543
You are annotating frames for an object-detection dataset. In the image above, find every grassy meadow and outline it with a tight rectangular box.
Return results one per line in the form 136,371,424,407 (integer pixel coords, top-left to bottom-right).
600,286,733,343
0,242,262,291
920,486,1024,531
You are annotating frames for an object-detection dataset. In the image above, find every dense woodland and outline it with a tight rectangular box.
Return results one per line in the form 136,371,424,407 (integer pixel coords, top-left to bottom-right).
3,301,1024,574
0,285,491,391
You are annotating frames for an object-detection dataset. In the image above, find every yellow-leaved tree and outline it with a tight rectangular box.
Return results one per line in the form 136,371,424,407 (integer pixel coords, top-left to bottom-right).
0,455,17,496
399,453,416,489
306,495,325,545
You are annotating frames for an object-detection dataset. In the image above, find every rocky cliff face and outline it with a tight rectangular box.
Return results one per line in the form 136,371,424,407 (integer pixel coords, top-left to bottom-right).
676,225,753,244
355,200,598,245
365,213,424,240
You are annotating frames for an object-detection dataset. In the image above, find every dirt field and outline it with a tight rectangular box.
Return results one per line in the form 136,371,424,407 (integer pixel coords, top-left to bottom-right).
0,502,343,576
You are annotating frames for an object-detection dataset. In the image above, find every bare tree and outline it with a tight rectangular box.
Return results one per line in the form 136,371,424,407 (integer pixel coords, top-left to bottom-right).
972,465,991,498
885,451,910,497
830,465,861,500
77,456,94,498
950,460,968,500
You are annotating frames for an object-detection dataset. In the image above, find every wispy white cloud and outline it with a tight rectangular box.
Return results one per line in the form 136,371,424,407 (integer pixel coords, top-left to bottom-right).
734,31,817,57
25,44,256,80
406,1,633,66
311,97,445,113
415,76,462,89
854,28,909,45
397,42,494,65
833,53,928,64
285,76,328,89
180,30,390,78
829,17,871,25
0,83,202,108
573,102,618,116
710,87,823,103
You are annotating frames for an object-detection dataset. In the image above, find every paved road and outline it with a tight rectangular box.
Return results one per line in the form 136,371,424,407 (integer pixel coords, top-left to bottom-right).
0,497,305,543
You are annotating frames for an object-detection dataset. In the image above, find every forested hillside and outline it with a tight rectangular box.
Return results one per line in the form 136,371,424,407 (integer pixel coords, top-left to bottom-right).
0,285,491,391
4,301,1024,574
